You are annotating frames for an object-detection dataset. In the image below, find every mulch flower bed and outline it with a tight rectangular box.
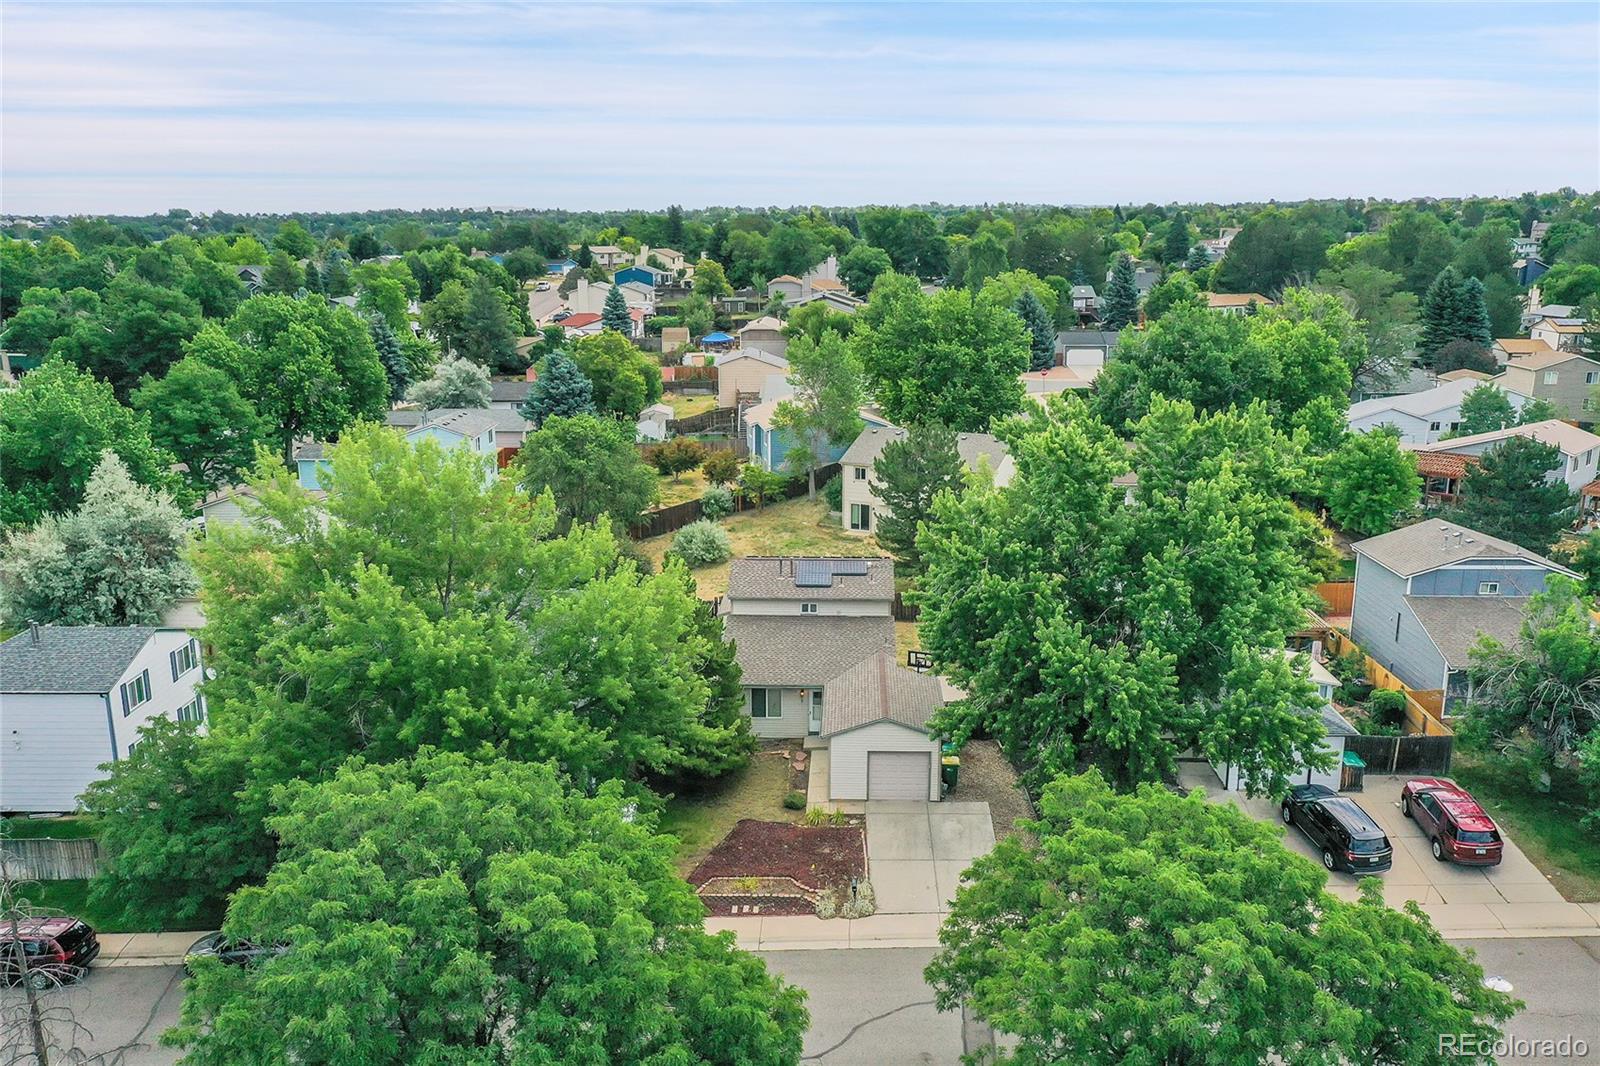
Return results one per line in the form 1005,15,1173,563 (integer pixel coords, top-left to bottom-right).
689,819,866,896
700,894,817,917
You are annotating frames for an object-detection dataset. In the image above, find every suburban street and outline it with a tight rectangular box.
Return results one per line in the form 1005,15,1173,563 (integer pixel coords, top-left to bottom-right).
0,965,185,1065
526,283,562,325
1460,937,1600,1065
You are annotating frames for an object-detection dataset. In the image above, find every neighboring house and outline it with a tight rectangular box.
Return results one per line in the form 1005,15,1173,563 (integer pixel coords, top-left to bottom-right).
614,264,666,288
1201,227,1241,260
1522,301,1575,331
1350,520,1577,711
295,409,511,489
489,377,533,410
1492,337,1554,365
738,315,788,358
1106,262,1161,301
1021,365,1095,397
1530,317,1588,352
636,246,686,274
1510,236,1542,259
557,312,604,338
1206,292,1274,316
200,484,261,532
1352,364,1437,404
820,650,945,802
1529,221,1551,243
1346,378,1528,444
744,402,892,473
585,245,630,269
716,348,790,407
1435,369,1493,384
789,289,864,314
1513,257,1549,286
1208,652,1356,794
1070,284,1099,319
839,426,1012,535
767,274,804,302
236,265,265,292
0,625,207,812
1497,349,1600,424
567,278,653,316
546,257,579,275
1053,329,1120,375
1412,419,1600,496
636,402,674,443
717,286,763,315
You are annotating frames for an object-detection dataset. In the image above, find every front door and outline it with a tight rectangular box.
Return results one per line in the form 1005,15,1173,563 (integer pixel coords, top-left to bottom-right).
807,691,823,735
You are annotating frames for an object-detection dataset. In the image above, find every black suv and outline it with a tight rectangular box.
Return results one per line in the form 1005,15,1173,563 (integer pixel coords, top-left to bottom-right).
1280,784,1393,873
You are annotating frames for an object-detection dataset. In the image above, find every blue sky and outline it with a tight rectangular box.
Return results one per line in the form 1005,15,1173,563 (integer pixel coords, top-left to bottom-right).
3,2,1596,214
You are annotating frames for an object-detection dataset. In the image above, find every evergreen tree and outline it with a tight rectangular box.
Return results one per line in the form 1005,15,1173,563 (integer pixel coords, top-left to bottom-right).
1184,243,1211,274
262,250,303,296
322,251,353,297
1460,276,1493,347
1419,266,1491,364
459,275,518,369
519,352,595,426
1101,254,1140,330
871,422,965,573
602,282,632,334
1451,437,1577,552
1162,214,1191,265
367,313,410,403
1014,288,1056,371
576,243,594,268
302,260,322,295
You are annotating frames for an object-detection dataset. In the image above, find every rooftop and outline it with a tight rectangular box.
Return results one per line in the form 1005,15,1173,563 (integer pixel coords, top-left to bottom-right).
1414,418,1600,458
1495,338,1554,356
1403,595,1530,669
1206,292,1273,308
726,556,895,601
721,615,895,688
1505,347,1599,372
1353,519,1575,579
1,626,159,694
839,426,1011,475
820,649,945,738
1347,377,1515,421
559,312,602,328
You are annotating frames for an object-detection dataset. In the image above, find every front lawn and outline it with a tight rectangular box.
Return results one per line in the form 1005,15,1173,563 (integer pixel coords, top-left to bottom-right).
1,815,100,840
10,879,224,933
636,497,878,598
659,746,805,875
1451,754,1600,903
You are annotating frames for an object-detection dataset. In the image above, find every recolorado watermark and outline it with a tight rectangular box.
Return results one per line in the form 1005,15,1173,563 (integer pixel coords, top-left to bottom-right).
1440,1034,1590,1058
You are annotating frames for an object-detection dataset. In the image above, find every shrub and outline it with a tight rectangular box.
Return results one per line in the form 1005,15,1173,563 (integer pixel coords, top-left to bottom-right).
822,473,843,512
668,520,731,568
802,807,850,827
814,879,876,920
782,790,806,811
1367,688,1408,729
701,484,735,520
650,437,707,480
702,450,741,486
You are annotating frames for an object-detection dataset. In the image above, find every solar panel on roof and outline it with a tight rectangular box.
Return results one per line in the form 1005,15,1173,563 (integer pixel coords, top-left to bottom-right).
831,559,870,575
794,560,834,587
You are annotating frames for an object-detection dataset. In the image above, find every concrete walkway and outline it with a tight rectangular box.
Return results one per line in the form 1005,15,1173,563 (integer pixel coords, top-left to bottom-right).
707,912,942,950
95,931,209,967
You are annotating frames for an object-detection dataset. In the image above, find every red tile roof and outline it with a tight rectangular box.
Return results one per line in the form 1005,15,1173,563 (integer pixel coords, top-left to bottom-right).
559,313,601,328
1414,452,1479,479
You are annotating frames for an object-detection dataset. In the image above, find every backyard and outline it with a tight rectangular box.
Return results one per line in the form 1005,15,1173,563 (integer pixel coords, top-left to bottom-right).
665,392,719,419
654,466,712,508
636,497,879,598
659,745,806,875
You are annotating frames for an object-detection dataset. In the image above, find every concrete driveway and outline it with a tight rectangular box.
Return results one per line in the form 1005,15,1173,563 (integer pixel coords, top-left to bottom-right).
1178,762,1600,938
865,801,995,915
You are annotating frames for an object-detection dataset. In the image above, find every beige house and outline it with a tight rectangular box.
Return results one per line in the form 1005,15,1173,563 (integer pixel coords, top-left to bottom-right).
585,245,630,269
1206,292,1275,316
1530,318,1588,352
660,326,690,356
1497,349,1600,423
715,348,789,407
1492,337,1554,365
637,246,686,273
839,427,1013,534
737,315,788,358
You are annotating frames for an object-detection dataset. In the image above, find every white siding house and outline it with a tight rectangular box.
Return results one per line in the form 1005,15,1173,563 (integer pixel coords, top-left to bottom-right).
821,652,944,802
839,427,1013,535
1,626,206,813
1346,378,1528,444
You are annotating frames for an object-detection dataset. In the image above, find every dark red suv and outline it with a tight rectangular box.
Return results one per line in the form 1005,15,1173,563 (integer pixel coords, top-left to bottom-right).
0,917,101,990
1401,778,1503,866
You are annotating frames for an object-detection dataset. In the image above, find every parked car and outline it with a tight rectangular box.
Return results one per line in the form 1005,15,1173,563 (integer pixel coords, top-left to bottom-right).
551,309,573,321
535,281,551,291
1280,784,1393,873
0,917,100,990
183,932,288,974
1400,778,1503,866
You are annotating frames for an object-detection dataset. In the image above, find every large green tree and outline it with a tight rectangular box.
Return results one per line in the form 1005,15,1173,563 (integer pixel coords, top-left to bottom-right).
1454,383,1518,437
0,452,194,628
169,751,806,1065
917,396,1327,793
1322,428,1421,537
131,357,270,497
927,771,1517,1065
772,329,865,497
458,273,519,370
1100,253,1140,329
1013,288,1056,371
0,358,178,527
601,280,633,333
852,287,1027,432
569,329,663,420
405,354,492,408
838,242,892,296
871,421,965,574
520,351,595,426
1419,266,1492,364
1450,437,1576,552
518,413,659,529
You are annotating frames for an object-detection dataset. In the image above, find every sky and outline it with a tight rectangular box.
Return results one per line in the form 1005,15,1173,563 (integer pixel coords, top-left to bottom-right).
3,1,1597,216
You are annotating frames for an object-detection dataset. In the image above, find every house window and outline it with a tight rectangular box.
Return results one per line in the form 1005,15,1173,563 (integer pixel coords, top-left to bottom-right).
800,602,818,614
849,504,871,531
120,670,152,716
1428,421,1440,432
1478,581,1500,596
177,696,206,723
1394,614,1401,642
750,688,781,718
127,741,139,758
170,639,199,680
853,466,867,480
1543,371,1559,385
1588,371,1600,385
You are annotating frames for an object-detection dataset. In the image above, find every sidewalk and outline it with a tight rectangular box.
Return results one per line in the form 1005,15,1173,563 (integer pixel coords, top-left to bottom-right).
96,931,210,967
707,912,941,951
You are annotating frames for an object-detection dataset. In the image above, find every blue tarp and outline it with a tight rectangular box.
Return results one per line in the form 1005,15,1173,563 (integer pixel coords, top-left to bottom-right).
702,332,734,343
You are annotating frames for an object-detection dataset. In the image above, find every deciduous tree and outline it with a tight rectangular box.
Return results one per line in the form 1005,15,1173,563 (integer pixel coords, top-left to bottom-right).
132,357,270,497
1322,428,1421,536
772,330,865,496
570,329,663,420
405,354,492,409
518,413,657,528
1454,383,1518,437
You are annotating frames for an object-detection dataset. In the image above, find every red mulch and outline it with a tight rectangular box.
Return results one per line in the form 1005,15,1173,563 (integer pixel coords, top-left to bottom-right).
688,819,866,894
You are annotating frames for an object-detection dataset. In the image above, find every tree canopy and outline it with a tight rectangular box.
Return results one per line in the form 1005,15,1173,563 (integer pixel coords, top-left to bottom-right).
1450,437,1576,552
518,413,659,530
1321,428,1421,537
405,353,492,409
772,329,865,496
871,421,966,574
569,330,663,420
520,351,595,426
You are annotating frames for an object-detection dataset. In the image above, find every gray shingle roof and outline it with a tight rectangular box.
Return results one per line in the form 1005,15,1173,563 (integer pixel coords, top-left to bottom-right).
387,407,530,435
490,379,532,403
839,427,1009,475
725,557,895,602
1,626,156,693
722,615,895,688
1320,703,1359,738
1055,330,1121,350
1352,520,1575,579
1404,596,1529,669
820,649,944,738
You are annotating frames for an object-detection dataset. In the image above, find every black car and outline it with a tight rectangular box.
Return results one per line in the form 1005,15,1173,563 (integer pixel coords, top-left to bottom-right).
183,932,287,974
1280,784,1393,873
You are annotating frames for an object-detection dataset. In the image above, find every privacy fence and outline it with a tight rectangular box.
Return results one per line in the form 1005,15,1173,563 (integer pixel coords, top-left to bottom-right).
672,406,739,435
0,838,103,881
628,463,840,540
1345,734,1454,776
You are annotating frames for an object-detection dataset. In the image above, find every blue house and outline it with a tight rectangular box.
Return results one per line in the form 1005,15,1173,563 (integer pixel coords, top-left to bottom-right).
294,410,507,491
614,264,665,287
744,400,893,474
1514,257,1549,286
1349,519,1578,711
546,258,579,276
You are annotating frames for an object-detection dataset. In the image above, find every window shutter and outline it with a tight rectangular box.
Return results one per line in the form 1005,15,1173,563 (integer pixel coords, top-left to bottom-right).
170,649,179,681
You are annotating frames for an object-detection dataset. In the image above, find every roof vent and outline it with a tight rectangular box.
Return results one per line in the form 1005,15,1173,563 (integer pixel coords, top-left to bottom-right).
29,621,40,645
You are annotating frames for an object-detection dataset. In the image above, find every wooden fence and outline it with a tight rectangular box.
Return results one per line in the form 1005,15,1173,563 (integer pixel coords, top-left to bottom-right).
892,593,920,622
628,463,840,540
1315,580,1354,616
673,406,738,435
1345,734,1454,776
1325,629,1453,737
0,838,103,881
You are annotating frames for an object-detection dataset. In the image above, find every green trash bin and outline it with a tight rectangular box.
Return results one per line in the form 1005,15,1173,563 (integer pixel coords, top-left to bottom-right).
940,742,961,791
1341,749,1366,792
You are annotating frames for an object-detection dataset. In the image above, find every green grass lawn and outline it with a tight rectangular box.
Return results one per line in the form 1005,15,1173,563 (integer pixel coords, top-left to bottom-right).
1451,754,1600,903
666,393,718,419
655,467,711,508
1,816,100,840
659,748,804,876
8,879,224,933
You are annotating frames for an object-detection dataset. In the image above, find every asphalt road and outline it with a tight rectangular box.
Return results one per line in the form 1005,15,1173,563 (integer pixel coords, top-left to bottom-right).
1459,937,1600,1064
526,284,562,325
0,964,184,1065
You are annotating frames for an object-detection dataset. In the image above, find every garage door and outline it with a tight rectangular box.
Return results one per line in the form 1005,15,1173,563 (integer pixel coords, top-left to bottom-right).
867,752,929,801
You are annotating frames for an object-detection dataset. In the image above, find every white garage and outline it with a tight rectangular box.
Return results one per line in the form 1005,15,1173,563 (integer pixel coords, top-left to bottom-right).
822,651,944,803
1208,654,1359,794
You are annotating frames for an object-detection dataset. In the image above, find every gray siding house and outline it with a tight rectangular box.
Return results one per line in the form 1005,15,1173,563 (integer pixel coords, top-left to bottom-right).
1349,520,1577,711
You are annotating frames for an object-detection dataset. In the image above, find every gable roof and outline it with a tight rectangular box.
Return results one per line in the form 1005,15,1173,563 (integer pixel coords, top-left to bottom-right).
722,614,895,688
1435,369,1492,383
559,312,602,329
739,316,785,333
490,379,532,403
1533,319,1586,334
1207,292,1273,308
839,427,1010,474
1413,418,1600,459
726,556,894,601
768,274,801,285
1414,451,1479,480
820,650,944,738
1495,338,1554,357
1056,329,1121,350
1,626,158,694
807,277,846,291
1506,348,1600,372
1347,377,1514,421
1352,519,1576,579
1403,596,1530,670
720,347,789,369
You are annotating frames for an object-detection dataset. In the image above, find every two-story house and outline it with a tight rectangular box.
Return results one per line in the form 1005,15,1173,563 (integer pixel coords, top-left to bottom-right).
1530,317,1588,352
1497,349,1600,425
1412,419,1600,498
1349,520,1578,712
720,557,945,801
584,245,630,269
839,427,1013,534
294,409,512,491
1346,377,1528,444
1,625,207,812
737,316,788,359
